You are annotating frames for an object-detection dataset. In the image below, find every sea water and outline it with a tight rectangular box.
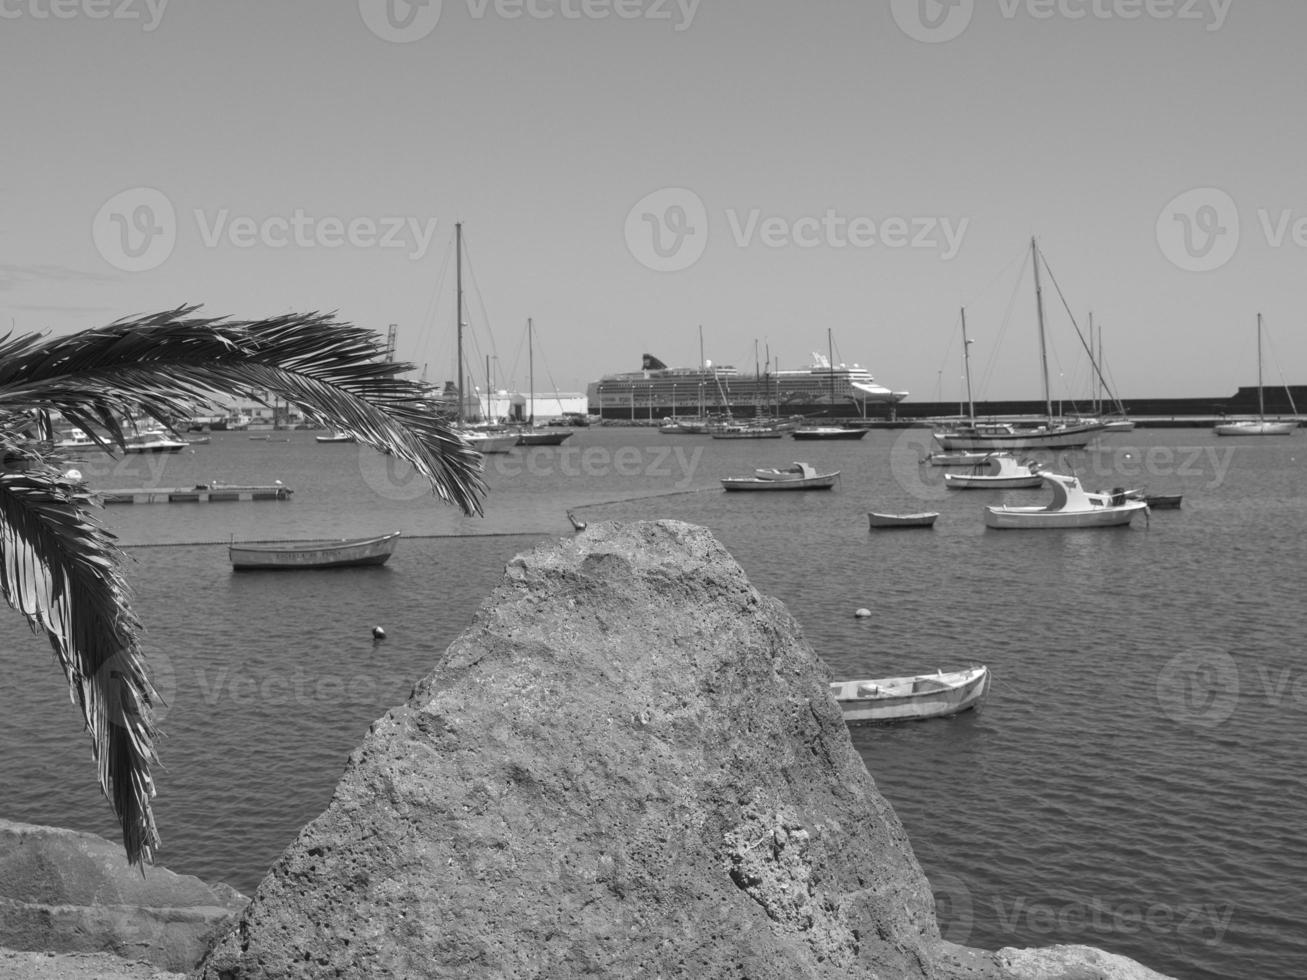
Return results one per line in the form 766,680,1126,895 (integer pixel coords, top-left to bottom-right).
0,426,1302,979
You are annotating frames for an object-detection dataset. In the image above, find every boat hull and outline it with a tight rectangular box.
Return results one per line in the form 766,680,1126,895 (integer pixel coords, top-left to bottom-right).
868,512,938,528
934,422,1105,450
516,430,574,446
721,474,837,491
230,531,401,570
830,666,989,724
1213,421,1297,436
791,427,867,440
983,502,1147,529
944,474,1044,489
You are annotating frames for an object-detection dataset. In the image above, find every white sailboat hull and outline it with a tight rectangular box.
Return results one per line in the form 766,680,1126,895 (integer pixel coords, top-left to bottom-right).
1214,420,1297,436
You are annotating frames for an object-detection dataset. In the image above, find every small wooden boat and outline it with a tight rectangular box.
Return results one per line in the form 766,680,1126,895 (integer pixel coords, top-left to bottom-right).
711,424,784,439
1128,490,1182,509
829,665,989,724
722,462,838,491
868,511,939,529
984,472,1149,529
790,426,867,441
944,453,1044,490
315,430,357,443
229,531,401,570
922,450,996,467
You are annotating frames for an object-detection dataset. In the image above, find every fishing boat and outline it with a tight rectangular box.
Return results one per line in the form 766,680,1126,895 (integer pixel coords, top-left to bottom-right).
944,454,1044,489
721,461,838,491
229,531,401,570
921,449,996,467
867,511,939,529
933,248,1107,451
1128,490,1183,509
315,430,357,443
1215,314,1298,436
791,425,867,440
984,472,1149,529
829,665,989,724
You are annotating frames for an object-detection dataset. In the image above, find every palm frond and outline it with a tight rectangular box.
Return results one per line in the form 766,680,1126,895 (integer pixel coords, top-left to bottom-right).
0,457,159,863
0,307,491,864
0,306,485,514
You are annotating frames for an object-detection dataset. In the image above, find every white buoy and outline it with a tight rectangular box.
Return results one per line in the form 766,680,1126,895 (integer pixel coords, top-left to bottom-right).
854,608,872,619
63,469,82,482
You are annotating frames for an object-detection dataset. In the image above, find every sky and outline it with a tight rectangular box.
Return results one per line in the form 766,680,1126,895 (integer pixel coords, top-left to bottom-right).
2,0,1304,406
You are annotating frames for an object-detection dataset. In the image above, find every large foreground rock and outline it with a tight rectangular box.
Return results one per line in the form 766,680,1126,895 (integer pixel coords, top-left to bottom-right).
198,520,1172,979
0,819,246,972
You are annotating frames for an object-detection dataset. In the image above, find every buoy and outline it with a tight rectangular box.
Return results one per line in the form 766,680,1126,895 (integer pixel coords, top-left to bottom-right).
63,469,82,482
854,608,872,619
372,626,386,641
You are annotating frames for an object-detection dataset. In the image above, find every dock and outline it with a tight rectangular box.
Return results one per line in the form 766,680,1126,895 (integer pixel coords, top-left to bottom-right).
100,483,293,504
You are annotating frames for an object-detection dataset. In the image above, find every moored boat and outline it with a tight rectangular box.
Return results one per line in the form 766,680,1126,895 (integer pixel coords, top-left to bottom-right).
868,511,939,529
944,453,1044,490
315,430,357,443
984,472,1149,529
721,461,838,491
123,428,188,453
229,531,401,570
1215,314,1299,437
829,665,989,724
791,425,867,440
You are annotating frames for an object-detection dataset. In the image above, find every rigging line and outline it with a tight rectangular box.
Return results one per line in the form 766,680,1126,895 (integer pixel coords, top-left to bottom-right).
1035,242,1118,410
976,246,1030,403
458,230,505,388
414,237,453,378
1259,317,1300,416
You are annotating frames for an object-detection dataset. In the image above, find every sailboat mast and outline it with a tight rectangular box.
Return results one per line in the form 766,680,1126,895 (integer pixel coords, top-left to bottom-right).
527,317,534,425
1031,237,1053,422
827,327,835,417
485,354,491,422
1257,312,1265,419
455,222,464,423
961,307,975,423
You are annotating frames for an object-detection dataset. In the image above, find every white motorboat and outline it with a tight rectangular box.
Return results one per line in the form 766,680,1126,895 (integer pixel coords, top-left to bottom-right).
722,462,838,491
984,472,1149,529
944,454,1044,490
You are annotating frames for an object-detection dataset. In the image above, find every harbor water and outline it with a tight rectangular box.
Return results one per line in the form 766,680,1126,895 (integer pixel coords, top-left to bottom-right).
1,426,1302,980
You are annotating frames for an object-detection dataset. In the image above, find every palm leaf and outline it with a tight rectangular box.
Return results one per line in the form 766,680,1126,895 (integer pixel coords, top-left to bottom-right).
0,457,159,863
0,306,485,514
0,307,490,864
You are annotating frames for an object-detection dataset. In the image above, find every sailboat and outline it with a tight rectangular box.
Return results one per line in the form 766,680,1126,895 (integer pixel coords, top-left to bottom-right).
450,223,516,454
791,329,867,439
1214,314,1298,436
933,239,1107,451
514,318,573,446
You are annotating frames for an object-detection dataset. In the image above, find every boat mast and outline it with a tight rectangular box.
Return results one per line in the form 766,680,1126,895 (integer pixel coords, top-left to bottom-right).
1031,237,1053,423
455,221,464,423
961,307,975,423
527,317,534,425
1257,312,1265,420
698,324,705,418
827,327,835,418
485,354,491,423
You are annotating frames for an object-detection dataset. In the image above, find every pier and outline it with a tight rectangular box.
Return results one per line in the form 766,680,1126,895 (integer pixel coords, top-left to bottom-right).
99,484,293,505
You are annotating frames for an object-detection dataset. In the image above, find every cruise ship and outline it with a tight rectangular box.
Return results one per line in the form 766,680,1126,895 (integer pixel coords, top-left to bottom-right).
586,353,908,421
